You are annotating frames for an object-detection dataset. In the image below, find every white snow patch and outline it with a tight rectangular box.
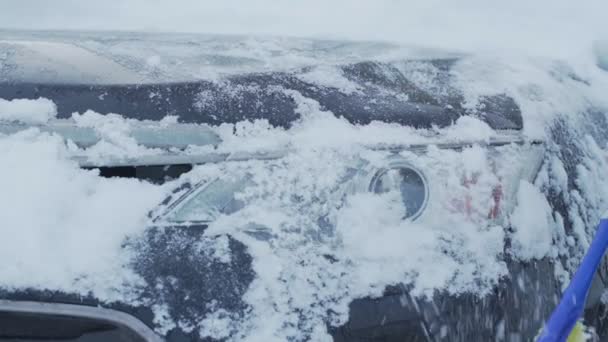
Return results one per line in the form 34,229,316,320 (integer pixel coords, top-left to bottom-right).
0,129,167,300
451,55,602,139
70,110,162,162
152,303,177,335
195,235,233,264
443,116,495,142
297,65,362,95
159,115,179,126
212,94,501,156
199,309,236,340
510,180,555,260
0,97,57,124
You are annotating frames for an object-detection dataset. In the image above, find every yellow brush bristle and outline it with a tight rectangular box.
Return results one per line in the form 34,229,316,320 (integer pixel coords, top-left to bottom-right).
567,322,586,342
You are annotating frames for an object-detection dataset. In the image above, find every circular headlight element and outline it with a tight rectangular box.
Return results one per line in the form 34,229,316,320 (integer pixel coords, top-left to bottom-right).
369,164,428,220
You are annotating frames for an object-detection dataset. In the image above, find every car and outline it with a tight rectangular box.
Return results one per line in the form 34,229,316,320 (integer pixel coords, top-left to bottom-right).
0,30,607,341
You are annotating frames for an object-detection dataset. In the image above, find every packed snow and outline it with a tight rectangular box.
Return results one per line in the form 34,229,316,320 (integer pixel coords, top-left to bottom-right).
69,110,164,163
0,97,56,124
0,129,167,300
510,180,556,260
297,66,362,95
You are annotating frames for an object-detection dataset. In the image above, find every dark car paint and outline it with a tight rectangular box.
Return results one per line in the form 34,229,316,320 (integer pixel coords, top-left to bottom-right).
0,61,522,131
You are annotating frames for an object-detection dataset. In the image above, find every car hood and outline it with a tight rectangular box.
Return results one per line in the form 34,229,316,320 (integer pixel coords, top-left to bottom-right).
0,30,522,130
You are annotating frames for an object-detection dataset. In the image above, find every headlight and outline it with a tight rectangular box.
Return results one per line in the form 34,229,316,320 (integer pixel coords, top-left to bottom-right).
368,161,429,221
157,175,252,224
361,139,544,226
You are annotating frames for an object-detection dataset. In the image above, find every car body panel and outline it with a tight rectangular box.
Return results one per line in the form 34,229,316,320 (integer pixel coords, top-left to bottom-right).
1,30,607,342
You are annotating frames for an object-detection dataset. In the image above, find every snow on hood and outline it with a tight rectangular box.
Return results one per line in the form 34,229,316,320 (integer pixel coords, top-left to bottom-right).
0,97,56,124
0,30,608,341
0,129,168,301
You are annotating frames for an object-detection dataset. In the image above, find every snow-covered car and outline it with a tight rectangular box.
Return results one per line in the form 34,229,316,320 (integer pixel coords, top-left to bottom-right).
1,30,608,341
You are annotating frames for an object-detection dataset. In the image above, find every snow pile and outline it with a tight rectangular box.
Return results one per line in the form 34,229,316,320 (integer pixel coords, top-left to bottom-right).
443,116,494,142
297,66,362,95
212,97,500,154
0,97,57,124
510,180,556,260
69,110,163,163
0,129,167,300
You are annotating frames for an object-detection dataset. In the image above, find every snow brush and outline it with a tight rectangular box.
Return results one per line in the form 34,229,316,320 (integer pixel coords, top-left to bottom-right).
537,215,608,342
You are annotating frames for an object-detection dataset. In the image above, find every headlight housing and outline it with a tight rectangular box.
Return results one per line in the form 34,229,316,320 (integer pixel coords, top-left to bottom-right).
368,161,429,221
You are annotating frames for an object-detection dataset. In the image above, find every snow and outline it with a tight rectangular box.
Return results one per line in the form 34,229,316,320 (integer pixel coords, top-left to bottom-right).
144,51,608,338
185,102,537,339
0,56,605,339
0,129,167,300
596,40,608,71
297,65,362,95
443,116,494,143
151,303,176,335
69,110,162,163
510,180,555,260
198,309,237,340
211,96,501,156
0,2,607,340
0,97,57,124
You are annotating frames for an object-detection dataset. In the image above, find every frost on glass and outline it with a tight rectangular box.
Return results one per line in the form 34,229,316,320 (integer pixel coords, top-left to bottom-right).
166,175,252,223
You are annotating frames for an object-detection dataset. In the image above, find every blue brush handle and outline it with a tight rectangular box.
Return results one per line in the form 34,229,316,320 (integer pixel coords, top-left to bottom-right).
537,217,608,342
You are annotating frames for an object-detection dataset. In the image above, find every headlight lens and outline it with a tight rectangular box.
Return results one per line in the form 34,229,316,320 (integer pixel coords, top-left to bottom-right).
369,163,428,220
161,175,252,224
